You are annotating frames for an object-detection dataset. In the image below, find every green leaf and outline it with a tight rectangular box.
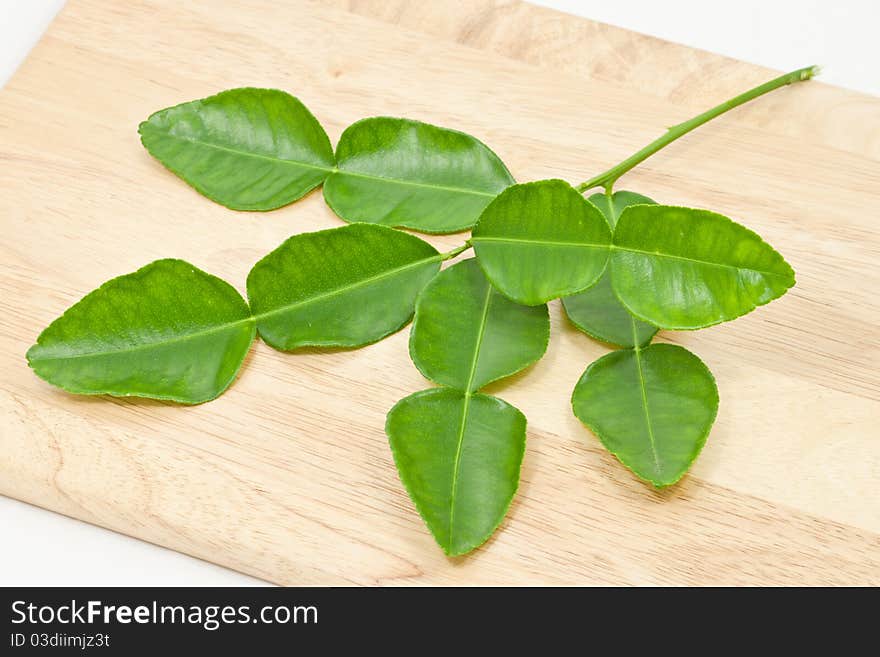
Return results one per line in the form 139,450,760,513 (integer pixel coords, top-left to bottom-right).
611,205,796,329
562,190,657,347
410,259,549,392
587,190,655,230
386,387,526,556
563,275,658,348
323,117,514,234
27,259,255,404
247,224,441,350
139,88,334,211
471,180,612,305
571,343,718,486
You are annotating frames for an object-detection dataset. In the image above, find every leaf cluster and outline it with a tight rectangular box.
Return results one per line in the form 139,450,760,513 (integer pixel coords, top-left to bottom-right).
29,85,799,555
28,224,442,403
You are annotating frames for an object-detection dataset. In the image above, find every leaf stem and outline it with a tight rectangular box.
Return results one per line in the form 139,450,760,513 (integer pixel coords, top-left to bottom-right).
575,65,819,193
440,241,473,261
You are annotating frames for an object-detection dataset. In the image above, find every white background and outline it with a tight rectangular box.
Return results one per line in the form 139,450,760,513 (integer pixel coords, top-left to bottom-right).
1,0,877,586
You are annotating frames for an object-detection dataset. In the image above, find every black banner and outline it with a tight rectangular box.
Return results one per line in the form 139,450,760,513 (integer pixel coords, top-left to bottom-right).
1,587,588,651
1,586,863,652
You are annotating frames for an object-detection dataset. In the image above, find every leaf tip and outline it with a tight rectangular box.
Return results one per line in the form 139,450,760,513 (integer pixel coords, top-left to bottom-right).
24,342,40,368
136,119,155,144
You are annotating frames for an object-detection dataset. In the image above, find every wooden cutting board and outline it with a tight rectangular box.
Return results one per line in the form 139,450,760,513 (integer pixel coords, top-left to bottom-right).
2,0,878,585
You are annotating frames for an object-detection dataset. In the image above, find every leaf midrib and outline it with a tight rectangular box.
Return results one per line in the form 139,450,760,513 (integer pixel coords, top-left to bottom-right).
472,236,790,279
632,324,662,475
616,245,791,280
447,282,493,551
331,169,499,198
471,236,610,248
29,318,255,362
255,254,440,322
149,128,501,198
31,255,440,364
148,129,334,172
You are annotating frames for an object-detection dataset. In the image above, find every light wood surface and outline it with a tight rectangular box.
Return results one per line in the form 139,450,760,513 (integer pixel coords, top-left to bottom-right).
1,0,878,585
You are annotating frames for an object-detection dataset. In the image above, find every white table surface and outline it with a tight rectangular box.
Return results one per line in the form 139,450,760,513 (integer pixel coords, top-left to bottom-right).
2,0,877,586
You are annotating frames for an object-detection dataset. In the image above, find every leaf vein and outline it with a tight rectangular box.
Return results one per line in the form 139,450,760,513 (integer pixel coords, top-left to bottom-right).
146,130,333,172
29,318,255,362
254,255,441,322
332,169,499,197
471,236,609,248
615,245,790,279
33,256,441,363
448,283,493,550
632,326,662,475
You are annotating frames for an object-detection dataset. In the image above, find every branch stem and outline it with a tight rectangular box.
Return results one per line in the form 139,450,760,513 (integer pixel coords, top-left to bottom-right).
440,241,472,261
575,65,819,193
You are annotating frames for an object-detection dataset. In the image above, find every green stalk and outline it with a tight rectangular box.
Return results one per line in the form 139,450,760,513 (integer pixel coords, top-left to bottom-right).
440,242,473,261
576,65,819,193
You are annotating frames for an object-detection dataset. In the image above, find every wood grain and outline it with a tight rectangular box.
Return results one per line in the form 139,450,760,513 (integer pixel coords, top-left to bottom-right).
331,0,880,160
1,0,878,585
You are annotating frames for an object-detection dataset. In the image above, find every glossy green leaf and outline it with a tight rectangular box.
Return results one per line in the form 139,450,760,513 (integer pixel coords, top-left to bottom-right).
386,387,526,556
471,180,612,305
323,117,514,234
587,190,656,230
139,88,334,211
247,224,440,350
562,190,657,347
563,275,658,348
27,259,255,404
410,259,549,392
611,205,796,329
571,343,718,486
